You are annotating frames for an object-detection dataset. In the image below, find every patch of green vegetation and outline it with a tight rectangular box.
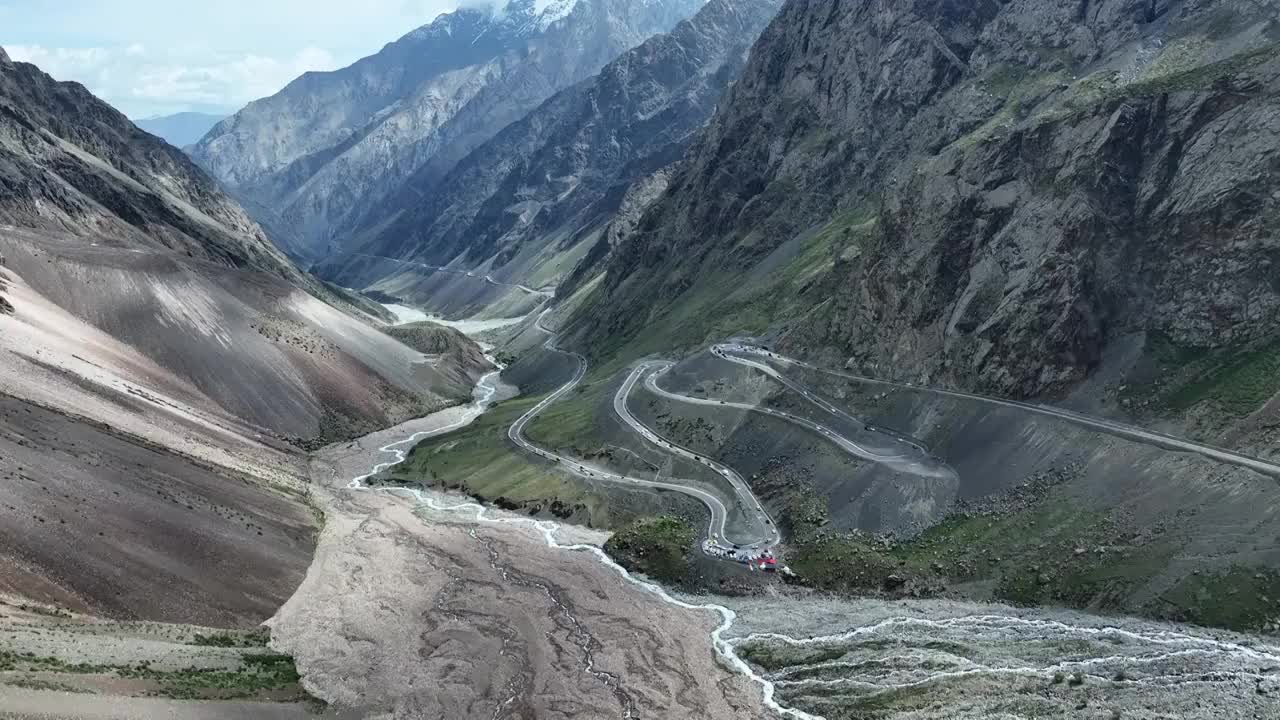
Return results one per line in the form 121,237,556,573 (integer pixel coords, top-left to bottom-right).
1140,36,1215,81
192,629,271,648
1150,332,1213,370
581,198,882,369
893,503,1108,580
603,516,695,583
735,642,848,672
810,205,876,263
980,63,1034,98
1000,541,1180,610
1047,43,1280,126
383,395,615,526
582,273,771,364
1146,566,1280,631
780,485,829,540
784,479,1236,620
946,68,1066,154
829,683,938,718
0,650,110,674
1162,335,1280,416
1114,42,1280,99
0,650,309,702
115,654,303,700
1124,331,1280,419
781,477,1278,632
787,533,901,593
523,376,605,452
3,679,91,693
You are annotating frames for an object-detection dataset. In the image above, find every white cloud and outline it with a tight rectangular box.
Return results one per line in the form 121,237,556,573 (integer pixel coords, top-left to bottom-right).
2,0,460,117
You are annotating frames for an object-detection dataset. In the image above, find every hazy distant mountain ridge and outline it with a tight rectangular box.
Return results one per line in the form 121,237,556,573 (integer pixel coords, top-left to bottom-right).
136,111,227,149
190,0,705,262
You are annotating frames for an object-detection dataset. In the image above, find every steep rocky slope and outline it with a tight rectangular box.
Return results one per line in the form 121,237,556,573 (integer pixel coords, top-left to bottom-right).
574,0,1280,434
191,0,704,262
324,0,782,291
0,47,325,626
0,48,505,626
0,48,486,448
0,49,305,289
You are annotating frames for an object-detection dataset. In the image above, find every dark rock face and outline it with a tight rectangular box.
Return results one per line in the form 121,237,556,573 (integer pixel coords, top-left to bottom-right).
327,0,782,284
0,47,306,288
191,0,705,262
578,0,1280,400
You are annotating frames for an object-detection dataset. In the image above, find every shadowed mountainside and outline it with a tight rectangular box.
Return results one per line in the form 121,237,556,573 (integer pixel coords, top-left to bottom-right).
570,0,1280,449
321,0,783,296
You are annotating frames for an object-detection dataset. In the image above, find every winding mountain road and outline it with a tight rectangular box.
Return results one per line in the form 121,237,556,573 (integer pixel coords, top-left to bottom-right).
332,325,1280,720
616,362,780,553
506,313,776,553
644,362,957,480
716,344,1280,481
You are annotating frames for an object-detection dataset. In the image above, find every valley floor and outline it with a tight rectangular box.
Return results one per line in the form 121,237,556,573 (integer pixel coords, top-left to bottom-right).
269,384,766,719
267,348,1280,720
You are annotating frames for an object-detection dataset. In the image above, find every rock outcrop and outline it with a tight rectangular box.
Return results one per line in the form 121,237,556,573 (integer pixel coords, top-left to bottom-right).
575,0,1280,405
386,320,496,398
191,0,705,263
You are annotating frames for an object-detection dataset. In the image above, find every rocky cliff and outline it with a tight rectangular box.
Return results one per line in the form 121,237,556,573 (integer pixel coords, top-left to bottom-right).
574,0,1280,421
324,0,782,288
191,0,704,263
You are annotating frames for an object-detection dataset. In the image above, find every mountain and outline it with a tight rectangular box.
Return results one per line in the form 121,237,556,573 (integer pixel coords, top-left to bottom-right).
0,53,312,291
503,0,1280,653
135,111,227,149
0,47,493,447
190,0,705,262
0,46,494,624
321,0,783,302
572,0,1280,431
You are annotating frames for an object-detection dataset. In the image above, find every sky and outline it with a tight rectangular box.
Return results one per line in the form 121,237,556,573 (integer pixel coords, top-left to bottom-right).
0,0,461,118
